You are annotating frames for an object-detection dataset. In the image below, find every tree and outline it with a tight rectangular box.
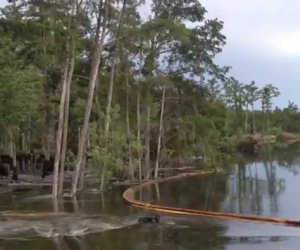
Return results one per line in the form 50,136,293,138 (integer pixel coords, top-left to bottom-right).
246,81,259,133
71,0,109,196
0,30,42,179
1,0,291,197
54,0,84,197
206,78,222,102
137,0,226,178
243,81,259,133
259,84,280,130
224,77,245,133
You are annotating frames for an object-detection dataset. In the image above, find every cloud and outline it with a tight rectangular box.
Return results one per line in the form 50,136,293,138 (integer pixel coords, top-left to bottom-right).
0,0,6,8
202,0,300,56
201,0,300,107
271,32,300,57
139,0,300,107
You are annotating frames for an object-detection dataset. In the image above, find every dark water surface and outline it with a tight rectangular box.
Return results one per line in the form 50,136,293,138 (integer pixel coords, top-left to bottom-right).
1,143,300,249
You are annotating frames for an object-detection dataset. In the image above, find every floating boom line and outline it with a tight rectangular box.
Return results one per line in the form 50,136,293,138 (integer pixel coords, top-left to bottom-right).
123,171,300,227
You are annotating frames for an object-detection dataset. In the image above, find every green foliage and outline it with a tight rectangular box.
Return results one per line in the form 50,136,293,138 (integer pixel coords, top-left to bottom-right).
130,138,143,155
217,136,237,154
259,84,280,113
90,103,128,179
267,127,283,136
0,0,297,187
0,31,42,130
66,150,76,164
91,129,127,177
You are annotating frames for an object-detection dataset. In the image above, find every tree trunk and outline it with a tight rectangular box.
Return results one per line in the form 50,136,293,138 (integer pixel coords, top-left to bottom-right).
71,0,109,196
154,86,166,179
9,133,14,165
78,143,87,192
9,129,18,181
79,131,89,192
99,62,115,192
251,104,255,133
44,118,51,161
125,71,133,180
22,133,26,153
73,49,103,195
13,142,17,181
58,0,77,196
245,105,248,134
21,132,26,171
8,133,13,160
28,112,31,154
267,110,271,130
52,62,69,197
145,105,151,180
104,63,115,134
103,0,127,135
100,0,127,191
136,90,142,181
58,54,75,195
58,43,76,196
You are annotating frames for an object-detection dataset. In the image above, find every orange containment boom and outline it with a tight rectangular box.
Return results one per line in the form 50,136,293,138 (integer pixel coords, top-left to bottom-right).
122,171,300,227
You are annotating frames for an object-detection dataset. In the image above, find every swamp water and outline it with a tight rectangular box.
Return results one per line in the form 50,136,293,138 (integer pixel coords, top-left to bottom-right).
1,143,300,249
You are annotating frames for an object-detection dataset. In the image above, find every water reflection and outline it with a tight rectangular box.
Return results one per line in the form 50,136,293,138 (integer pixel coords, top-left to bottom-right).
58,218,228,250
1,144,300,249
142,143,300,220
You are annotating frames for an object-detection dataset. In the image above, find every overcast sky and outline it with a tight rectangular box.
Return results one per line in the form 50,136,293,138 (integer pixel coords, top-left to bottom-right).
137,0,300,108
1,0,299,107
201,0,300,108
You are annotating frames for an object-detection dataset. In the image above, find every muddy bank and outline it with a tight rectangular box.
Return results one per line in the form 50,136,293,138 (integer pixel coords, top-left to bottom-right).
237,131,300,155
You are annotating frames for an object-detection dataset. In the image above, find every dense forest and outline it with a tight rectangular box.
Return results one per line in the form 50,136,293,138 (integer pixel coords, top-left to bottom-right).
0,0,299,197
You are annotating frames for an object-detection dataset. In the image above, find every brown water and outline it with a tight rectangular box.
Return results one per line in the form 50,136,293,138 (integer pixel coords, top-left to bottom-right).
1,143,300,249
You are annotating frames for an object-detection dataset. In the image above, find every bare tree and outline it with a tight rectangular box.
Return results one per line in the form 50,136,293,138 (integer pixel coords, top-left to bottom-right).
100,0,128,191
144,105,151,179
125,71,134,180
52,62,69,197
71,0,109,196
53,0,78,197
154,86,166,179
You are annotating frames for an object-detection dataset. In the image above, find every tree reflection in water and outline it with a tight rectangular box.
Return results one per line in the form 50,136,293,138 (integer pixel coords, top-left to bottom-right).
2,144,300,249
141,143,300,220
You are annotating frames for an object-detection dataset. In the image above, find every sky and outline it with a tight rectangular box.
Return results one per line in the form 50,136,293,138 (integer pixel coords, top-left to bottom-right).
140,0,300,108
0,0,299,107
201,0,300,108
